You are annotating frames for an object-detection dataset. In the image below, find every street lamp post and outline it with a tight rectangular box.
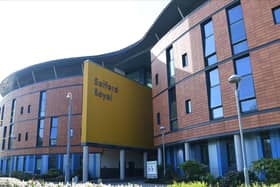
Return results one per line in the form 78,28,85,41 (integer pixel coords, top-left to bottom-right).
228,74,250,186
159,125,166,177
65,92,72,184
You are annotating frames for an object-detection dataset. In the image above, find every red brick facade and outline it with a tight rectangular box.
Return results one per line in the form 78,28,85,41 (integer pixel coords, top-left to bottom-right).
0,76,102,157
151,0,280,146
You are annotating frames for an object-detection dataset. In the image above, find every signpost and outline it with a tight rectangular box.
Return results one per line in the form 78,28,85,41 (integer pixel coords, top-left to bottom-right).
146,161,158,179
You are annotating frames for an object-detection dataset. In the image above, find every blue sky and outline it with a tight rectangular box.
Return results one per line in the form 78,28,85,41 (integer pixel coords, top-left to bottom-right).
0,0,170,100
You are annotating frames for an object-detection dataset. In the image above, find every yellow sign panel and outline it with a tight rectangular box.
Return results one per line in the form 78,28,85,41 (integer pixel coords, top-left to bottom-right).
82,60,153,149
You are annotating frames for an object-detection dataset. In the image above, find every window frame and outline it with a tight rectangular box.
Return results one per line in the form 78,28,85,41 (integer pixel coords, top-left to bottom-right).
234,55,257,113
226,3,249,55
185,99,192,114
182,53,188,67
272,6,280,24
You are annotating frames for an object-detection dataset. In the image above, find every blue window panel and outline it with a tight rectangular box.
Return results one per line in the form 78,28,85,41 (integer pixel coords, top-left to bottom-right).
230,20,246,43
210,85,222,108
39,91,46,117
204,21,214,37
233,40,248,54
241,99,257,112
239,76,255,100
273,7,280,24
228,5,243,24
207,54,217,66
235,56,252,76
205,35,216,56
212,107,224,119
209,69,220,86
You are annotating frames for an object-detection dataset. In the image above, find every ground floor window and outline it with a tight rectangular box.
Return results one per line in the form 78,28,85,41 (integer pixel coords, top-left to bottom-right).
261,132,272,158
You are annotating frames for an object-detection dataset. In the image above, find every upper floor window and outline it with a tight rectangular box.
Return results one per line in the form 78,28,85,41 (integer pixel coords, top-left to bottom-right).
37,119,44,146
10,99,16,123
3,126,7,138
155,74,159,86
50,117,58,146
207,68,223,119
273,6,280,24
235,56,257,112
39,91,46,117
0,105,5,123
20,107,24,115
169,87,178,131
227,4,248,55
25,132,29,141
185,99,192,114
202,19,217,66
182,53,189,67
27,105,31,113
18,133,21,142
157,112,161,125
166,47,175,86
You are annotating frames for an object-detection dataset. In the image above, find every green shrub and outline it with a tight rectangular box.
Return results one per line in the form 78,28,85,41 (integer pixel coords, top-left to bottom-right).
11,171,33,180
219,170,258,187
251,158,280,184
179,160,208,181
168,181,208,187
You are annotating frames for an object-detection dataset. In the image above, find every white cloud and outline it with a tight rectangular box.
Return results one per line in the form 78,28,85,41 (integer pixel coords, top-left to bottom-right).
0,0,170,100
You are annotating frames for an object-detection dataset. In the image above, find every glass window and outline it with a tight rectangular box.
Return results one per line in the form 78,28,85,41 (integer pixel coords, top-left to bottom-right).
240,99,257,112
0,105,4,122
228,4,243,24
10,99,16,123
273,6,280,24
235,56,257,112
182,53,188,67
209,69,220,86
200,143,209,166
203,21,214,36
238,76,255,100
3,126,7,137
202,19,217,66
1,139,5,150
170,119,178,131
235,56,252,76
212,107,224,119
226,140,236,169
230,20,246,43
50,117,58,146
18,133,21,142
155,74,159,85
261,132,272,158
167,47,175,86
25,132,28,141
205,35,216,57
39,91,46,117
207,54,217,66
20,107,24,115
210,85,222,108
37,119,44,146
169,88,177,120
185,99,192,114
233,40,248,54
27,105,31,113
48,155,57,169
207,68,223,119
227,4,248,55
157,113,160,125
35,156,41,174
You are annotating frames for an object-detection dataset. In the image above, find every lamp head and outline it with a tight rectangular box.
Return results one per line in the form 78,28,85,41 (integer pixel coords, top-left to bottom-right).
66,92,72,99
228,74,242,84
159,126,166,131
